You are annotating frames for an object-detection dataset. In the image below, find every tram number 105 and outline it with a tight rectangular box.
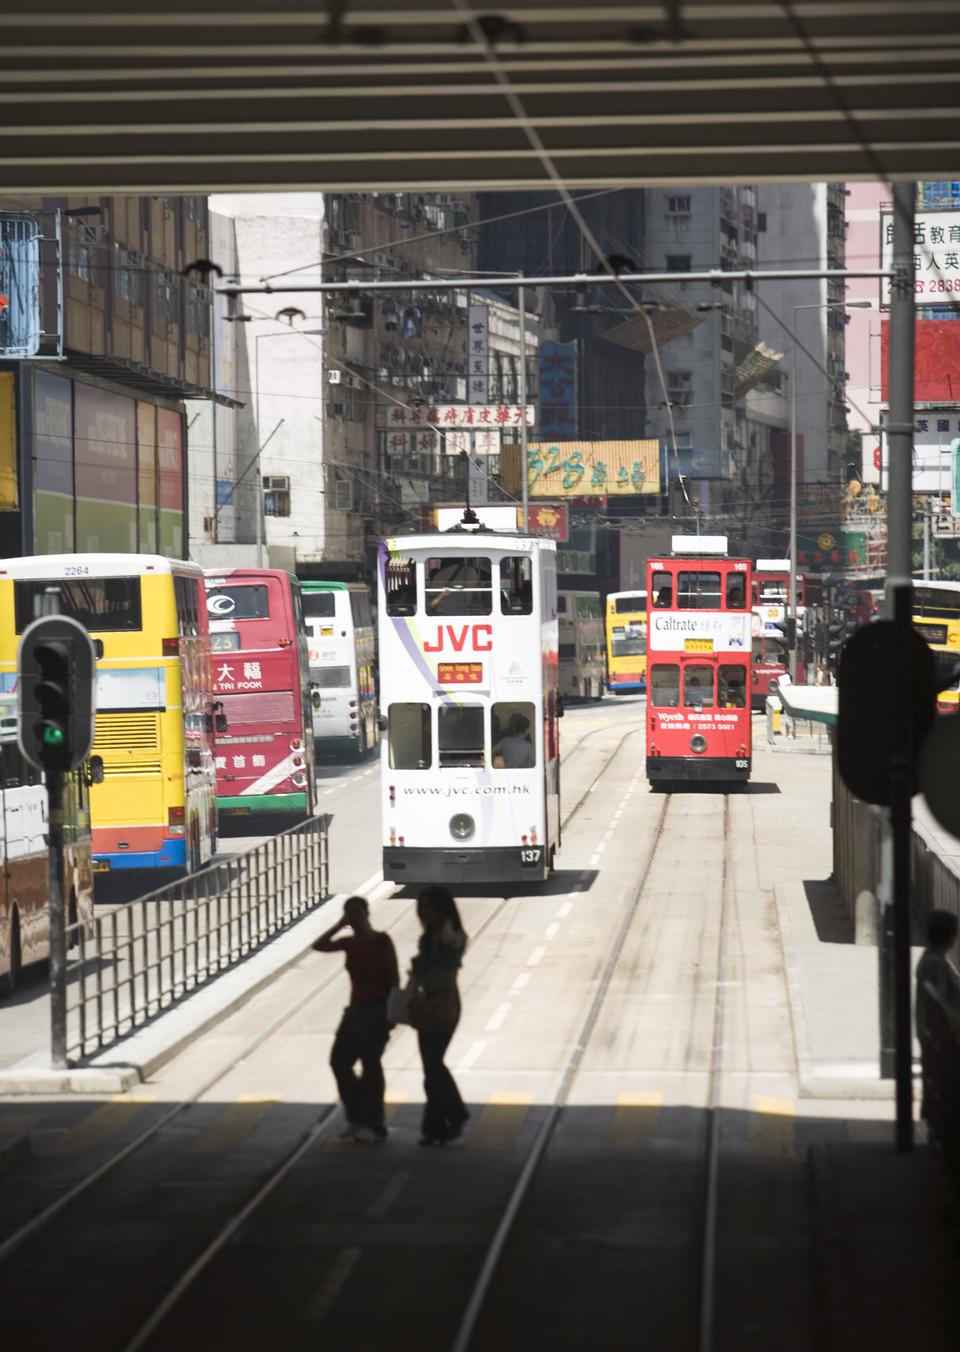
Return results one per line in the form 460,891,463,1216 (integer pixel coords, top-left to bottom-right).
735,758,749,770
521,847,543,866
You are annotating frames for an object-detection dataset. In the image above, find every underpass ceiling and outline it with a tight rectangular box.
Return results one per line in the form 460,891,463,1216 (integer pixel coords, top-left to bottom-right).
3,1,960,194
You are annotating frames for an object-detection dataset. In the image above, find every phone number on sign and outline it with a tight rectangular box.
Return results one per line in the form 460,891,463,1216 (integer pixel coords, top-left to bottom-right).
916,278,960,293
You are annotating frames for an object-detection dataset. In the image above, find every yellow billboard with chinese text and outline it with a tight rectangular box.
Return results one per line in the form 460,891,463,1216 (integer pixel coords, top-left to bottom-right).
502,439,660,498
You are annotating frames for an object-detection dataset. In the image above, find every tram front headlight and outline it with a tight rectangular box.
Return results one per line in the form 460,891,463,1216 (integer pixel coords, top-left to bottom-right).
449,813,475,841
690,734,707,754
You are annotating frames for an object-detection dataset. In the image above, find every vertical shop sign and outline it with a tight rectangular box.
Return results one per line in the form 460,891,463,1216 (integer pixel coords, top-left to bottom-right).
467,304,489,404
538,340,577,439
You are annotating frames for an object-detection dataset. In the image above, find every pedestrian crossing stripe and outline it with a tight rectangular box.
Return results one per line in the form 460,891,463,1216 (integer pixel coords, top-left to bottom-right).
50,1096,155,1155
604,1091,663,1151
184,1097,278,1154
469,1092,533,1151
746,1094,797,1157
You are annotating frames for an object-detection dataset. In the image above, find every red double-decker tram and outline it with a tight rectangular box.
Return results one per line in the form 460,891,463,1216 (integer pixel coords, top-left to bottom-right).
645,538,752,788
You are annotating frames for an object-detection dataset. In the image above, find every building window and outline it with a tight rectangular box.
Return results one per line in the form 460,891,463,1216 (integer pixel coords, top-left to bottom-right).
667,195,691,215
666,371,693,407
263,475,291,517
666,255,691,272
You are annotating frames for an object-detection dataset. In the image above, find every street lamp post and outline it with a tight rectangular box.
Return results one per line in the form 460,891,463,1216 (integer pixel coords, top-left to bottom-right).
788,300,870,678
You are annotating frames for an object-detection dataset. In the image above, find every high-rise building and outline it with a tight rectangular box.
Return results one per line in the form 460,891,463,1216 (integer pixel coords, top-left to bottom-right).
0,195,215,559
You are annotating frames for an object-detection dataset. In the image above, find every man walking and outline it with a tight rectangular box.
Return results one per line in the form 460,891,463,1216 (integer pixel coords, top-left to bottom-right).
314,896,399,1143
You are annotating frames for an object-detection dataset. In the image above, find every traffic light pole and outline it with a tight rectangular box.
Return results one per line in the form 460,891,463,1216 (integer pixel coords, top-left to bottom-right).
47,770,68,1070
885,181,916,1153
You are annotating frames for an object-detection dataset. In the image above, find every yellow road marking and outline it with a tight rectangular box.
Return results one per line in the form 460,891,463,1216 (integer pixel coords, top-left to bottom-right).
469,1092,533,1151
51,1096,155,1155
746,1094,797,1157
185,1096,278,1154
604,1091,663,1151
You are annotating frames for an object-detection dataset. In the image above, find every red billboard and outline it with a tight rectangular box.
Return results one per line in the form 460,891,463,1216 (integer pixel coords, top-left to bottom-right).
527,502,569,542
880,319,960,404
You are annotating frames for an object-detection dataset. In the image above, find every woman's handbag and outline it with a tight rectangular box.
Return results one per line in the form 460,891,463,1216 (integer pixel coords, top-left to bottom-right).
386,980,417,1026
406,986,459,1035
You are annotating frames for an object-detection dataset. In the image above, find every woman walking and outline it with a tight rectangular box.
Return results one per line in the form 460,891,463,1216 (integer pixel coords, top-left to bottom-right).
413,885,470,1146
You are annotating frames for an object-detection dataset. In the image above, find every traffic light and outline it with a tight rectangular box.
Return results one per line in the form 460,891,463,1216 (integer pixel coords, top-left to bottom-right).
17,616,96,773
783,617,797,650
826,612,849,669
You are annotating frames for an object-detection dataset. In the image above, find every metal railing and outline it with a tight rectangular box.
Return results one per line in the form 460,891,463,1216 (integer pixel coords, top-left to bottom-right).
63,814,331,1063
919,983,960,1180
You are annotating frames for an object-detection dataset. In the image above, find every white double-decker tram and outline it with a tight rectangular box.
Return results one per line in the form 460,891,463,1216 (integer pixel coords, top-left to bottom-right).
378,526,560,885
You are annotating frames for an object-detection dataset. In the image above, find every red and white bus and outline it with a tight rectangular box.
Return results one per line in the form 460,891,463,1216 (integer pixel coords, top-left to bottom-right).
204,568,317,819
646,537,752,787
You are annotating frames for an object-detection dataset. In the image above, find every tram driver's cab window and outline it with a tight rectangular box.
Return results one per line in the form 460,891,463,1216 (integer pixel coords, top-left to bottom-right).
726,572,747,608
650,664,680,707
718,665,746,708
388,703,431,769
684,665,715,708
492,701,536,768
386,556,417,617
425,557,492,616
500,556,533,614
438,705,485,768
651,573,673,609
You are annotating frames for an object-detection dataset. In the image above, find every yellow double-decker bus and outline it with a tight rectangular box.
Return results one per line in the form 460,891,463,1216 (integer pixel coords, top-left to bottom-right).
913,581,960,713
0,555,218,884
605,590,647,695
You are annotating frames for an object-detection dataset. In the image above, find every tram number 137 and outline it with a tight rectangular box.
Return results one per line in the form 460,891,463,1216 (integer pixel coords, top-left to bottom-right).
521,847,543,866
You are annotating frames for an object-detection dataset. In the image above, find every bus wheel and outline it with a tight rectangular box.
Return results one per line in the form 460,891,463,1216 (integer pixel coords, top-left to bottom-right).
1,912,21,999
357,722,367,761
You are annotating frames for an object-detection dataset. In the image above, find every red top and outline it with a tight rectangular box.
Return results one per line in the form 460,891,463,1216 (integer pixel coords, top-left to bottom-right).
340,933,396,1004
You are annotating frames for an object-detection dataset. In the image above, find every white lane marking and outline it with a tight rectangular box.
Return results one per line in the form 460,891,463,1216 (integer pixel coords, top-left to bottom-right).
613,809,624,820
456,1040,487,1072
511,973,531,993
556,902,573,918
307,1246,362,1320
603,828,615,841
484,1003,512,1033
544,923,559,941
594,841,607,854
527,947,546,966
588,853,602,868
364,1171,410,1220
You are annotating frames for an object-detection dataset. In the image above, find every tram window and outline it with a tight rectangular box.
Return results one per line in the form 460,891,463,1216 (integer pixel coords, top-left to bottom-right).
684,665,715,708
425,557,492,616
438,705,485,768
718,665,746,708
386,557,417,616
500,556,533,614
677,572,721,608
651,573,673,608
388,703,431,769
650,664,680,707
726,573,747,608
492,702,536,768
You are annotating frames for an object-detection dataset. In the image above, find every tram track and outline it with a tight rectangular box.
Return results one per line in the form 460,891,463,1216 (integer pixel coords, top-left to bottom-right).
451,789,737,1352
0,712,635,1274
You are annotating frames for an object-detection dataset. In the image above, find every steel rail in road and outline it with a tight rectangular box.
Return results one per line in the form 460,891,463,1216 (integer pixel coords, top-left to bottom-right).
450,790,673,1352
698,795,734,1352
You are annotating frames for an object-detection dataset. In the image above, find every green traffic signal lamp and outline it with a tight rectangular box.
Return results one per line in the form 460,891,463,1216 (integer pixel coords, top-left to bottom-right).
40,722,66,748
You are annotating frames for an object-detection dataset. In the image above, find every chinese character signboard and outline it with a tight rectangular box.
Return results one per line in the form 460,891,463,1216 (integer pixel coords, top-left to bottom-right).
538,340,577,438
527,503,569,542
467,305,489,404
526,440,660,498
377,403,535,428
880,208,960,305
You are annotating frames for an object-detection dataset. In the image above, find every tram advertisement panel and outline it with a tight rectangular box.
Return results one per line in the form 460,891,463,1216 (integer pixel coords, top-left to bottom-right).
648,611,751,653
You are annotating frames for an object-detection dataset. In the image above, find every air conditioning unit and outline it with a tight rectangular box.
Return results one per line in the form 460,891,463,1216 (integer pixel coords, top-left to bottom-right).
328,368,342,384
329,401,344,416
263,475,290,491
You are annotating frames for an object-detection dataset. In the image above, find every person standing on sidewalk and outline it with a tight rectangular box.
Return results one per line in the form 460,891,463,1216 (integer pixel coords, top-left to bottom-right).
412,885,470,1146
314,896,399,1144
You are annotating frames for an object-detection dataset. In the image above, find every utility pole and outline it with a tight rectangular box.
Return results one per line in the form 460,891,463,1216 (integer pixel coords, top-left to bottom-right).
885,181,916,1153
518,284,530,530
